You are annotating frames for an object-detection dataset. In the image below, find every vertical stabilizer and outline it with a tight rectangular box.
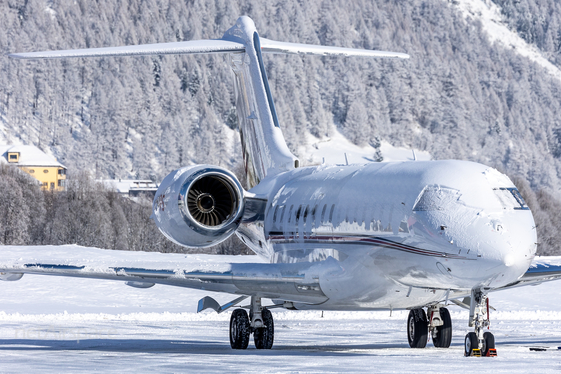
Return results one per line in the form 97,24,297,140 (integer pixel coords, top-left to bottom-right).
222,17,299,188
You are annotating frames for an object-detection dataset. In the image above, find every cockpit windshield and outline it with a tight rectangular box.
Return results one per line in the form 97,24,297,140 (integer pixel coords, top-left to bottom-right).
413,186,461,211
493,188,529,210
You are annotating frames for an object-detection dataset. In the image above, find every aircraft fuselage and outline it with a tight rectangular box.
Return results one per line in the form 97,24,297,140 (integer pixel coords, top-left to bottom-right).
237,159,537,310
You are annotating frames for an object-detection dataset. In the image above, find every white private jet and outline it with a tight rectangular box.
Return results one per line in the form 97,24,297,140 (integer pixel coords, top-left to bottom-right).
6,16,560,356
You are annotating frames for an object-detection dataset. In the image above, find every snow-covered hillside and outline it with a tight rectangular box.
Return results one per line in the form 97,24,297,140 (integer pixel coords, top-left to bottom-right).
2,0,561,197
452,0,561,81
300,127,431,165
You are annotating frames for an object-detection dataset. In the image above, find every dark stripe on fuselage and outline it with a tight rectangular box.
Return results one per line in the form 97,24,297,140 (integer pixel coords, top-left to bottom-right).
267,232,468,260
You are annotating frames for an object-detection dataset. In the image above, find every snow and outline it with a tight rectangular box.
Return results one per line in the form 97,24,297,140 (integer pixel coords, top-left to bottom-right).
98,179,158,195
0,247,561,372
452,0,561,82
300,127,431,166
0,144,65,167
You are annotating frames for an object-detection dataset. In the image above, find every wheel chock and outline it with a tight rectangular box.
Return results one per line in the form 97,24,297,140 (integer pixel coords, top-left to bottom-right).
471,348,481,357
486,348,497,357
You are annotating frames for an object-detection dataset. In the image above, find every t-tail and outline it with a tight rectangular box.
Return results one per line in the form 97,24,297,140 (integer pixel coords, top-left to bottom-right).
10,16,408,188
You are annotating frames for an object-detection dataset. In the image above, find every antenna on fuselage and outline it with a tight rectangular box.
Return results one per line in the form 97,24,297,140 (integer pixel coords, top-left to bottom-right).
412,149,417,161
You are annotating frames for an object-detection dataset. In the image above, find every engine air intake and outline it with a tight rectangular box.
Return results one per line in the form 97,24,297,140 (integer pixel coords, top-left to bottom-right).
187,176,236,226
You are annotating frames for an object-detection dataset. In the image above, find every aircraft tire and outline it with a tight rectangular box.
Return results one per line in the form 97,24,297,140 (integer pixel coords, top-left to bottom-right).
464,332,478,356
254,308,274,349
482,332,495,356
407,309,428,348
230,309,250,349
432,307,452,348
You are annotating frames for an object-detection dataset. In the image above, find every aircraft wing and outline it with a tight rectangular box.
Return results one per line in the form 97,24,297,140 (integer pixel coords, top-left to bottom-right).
0,245,331,305
504,256,561,288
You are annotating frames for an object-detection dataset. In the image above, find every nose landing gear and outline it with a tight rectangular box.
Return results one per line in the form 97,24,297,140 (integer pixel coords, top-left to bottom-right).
464,289,496,357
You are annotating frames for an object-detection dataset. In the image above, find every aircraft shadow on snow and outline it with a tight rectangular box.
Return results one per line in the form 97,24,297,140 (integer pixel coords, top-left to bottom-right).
0,338,417,356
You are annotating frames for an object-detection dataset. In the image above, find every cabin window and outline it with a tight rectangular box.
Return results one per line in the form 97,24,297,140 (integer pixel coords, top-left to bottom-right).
273,206,280,222
303,205,309,223
280,205,286,223
320,205,327,223
287,205,294,223
295,206,302,223
329,204,336,222
311,205,317,220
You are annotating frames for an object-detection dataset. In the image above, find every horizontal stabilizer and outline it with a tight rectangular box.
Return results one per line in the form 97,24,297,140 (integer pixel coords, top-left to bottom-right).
9,39,245,60
10,37,408,61
260,38,410,59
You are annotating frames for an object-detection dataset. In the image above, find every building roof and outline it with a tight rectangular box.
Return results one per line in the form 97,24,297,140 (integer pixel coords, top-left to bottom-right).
99,179,159,194
0,144,66,168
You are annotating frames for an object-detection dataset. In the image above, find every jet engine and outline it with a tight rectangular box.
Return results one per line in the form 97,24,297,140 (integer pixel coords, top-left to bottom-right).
152,165,245,248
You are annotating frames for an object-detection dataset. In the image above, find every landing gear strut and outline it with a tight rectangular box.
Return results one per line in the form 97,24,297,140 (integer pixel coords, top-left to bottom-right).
229,296,274,349
464,289,496,357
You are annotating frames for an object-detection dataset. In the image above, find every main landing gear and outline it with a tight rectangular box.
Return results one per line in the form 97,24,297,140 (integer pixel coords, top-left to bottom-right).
407,291,497,356
407,304,452,349
229,296,274,349
464,289,496,357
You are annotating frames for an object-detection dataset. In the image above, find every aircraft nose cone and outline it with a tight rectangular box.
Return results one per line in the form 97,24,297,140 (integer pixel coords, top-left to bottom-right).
487,212,536,286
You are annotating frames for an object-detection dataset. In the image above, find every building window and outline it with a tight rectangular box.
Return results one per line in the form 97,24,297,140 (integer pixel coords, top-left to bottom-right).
58,169,66,175
9,154,17,160
29,169,35,174
42,182,48,187
43,169,49,173
50,182,55,189
58,180,66,188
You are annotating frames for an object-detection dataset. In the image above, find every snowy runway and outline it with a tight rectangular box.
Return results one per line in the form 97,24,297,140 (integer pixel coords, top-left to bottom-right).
2,316,561,373
1,252,561,372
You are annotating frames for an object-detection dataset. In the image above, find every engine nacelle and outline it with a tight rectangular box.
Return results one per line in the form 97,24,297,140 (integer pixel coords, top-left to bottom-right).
152,165,245,248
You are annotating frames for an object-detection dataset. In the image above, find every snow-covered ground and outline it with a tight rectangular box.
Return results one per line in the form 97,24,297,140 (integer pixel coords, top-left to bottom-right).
0,249,561,372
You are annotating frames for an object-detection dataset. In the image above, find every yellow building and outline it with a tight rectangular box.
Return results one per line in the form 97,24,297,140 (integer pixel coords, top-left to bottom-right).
0,145,67,191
